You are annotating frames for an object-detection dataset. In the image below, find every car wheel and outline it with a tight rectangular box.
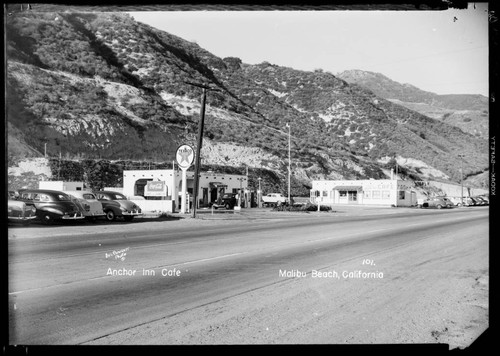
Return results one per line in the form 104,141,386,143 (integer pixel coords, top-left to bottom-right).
417,204,422,208
105,210,116,221
436,204,442,209
124,216,134,222
457,203,462,207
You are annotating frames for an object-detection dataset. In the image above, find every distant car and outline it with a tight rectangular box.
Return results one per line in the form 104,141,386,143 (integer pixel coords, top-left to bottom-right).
221,193,238,209
65,190,106,221
94,191,142,221
211,193,238,210
8,199,37,225
435,196,454,208
262,193,287,207
472,196,488,206
17,189,85,224
448,196,468,207
419,197,451,209
478,196,489,204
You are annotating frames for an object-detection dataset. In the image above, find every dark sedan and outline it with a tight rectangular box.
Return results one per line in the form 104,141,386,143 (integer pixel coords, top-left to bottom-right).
8,199,37,225
93,191,143,221
17,189,85,224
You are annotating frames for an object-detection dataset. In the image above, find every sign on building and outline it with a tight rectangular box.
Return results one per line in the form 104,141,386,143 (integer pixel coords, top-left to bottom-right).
176,144,194,170
145,181,167,196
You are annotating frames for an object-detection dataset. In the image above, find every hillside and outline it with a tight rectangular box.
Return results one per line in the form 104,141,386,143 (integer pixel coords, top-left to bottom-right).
6,10,489,193
337,69,489,139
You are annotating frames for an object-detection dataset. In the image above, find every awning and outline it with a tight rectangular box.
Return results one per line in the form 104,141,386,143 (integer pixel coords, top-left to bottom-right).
209,182,227,188
332,185,363,191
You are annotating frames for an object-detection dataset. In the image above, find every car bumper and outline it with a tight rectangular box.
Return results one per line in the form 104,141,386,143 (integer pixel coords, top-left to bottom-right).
122,211,143,216
83,212,106,217
62,213,85,219
9,215,37,221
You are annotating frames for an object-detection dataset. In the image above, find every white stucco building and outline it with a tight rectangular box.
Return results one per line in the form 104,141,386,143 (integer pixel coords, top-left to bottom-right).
122,169,248,213
310,179,417,207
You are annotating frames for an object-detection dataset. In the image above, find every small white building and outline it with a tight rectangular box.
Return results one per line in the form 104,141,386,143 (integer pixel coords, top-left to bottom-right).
310,179,417,207
39,180,87,191
122,169,248,213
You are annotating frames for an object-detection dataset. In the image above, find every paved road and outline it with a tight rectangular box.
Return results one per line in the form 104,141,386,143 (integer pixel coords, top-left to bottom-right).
8,207,489,347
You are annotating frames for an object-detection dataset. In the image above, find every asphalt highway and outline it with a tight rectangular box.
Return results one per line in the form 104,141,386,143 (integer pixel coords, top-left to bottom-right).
8,207,489,346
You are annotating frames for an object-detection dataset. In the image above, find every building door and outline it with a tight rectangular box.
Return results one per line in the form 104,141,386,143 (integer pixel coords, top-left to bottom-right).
210,188,218,204
348,191,358,203
202,188,209,206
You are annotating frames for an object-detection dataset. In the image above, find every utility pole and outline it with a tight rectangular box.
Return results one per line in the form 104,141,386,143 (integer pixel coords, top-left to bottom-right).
458,154,465,206
258,177,262,208
286,122,291,204
185,81,218,218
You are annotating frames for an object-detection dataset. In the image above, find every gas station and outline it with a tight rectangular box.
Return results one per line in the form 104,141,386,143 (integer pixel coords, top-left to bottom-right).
121,144,250,213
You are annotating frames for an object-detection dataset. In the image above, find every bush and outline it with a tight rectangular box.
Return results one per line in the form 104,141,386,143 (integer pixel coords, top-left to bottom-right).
272,202,332,212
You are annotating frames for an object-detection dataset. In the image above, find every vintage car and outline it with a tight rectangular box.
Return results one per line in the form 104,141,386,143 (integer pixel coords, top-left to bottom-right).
472,196,488,206
262,193,288,207
448,196,466,207
17,189,85,224
65,190,106,221
211,192,238,210
435,196,454,208
93,190,143,221
418,197,452,209
8,199,37,225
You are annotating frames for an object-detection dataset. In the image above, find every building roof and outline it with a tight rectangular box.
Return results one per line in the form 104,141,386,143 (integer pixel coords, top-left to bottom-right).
332,185,363,191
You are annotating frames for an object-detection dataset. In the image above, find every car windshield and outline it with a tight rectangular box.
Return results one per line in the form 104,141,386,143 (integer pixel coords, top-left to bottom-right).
110,193,127,200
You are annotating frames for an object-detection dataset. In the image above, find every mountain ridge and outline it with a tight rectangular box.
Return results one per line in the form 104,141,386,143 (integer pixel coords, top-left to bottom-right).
6,10,489,193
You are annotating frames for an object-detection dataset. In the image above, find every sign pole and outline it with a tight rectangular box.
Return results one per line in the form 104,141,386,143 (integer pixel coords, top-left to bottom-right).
175,144,194,214
181,168,187,213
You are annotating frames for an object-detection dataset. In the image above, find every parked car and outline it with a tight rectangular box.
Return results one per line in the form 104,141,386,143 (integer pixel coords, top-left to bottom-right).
478,195,489,204
17,189,85,224
65,190,106,221
8,199,37,225
472,196,488,205
211,192,238,210
435,196,454,208
94,190,142,221
221,193,238,209
262,193,288,207
448,196,471,207
418,197,451,209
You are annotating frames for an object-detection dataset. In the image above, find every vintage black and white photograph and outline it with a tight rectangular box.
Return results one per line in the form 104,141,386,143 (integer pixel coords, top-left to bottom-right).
5,1,491,351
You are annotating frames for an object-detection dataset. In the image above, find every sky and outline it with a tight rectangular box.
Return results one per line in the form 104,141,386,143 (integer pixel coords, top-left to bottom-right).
129,3,489,96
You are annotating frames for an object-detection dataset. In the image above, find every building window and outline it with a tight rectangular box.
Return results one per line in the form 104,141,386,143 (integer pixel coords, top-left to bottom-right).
364,191,371,199
399,191,406,199
382,190,390,199
323,191,328,197
372,190,381,199
339,191,347,197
